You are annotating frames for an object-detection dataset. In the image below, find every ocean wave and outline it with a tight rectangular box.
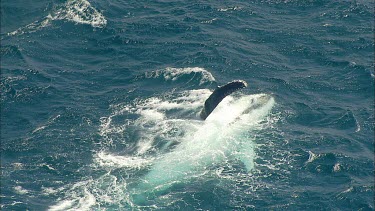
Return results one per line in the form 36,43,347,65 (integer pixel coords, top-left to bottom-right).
7,0,106,36
136,67,216,86
53,0,107,28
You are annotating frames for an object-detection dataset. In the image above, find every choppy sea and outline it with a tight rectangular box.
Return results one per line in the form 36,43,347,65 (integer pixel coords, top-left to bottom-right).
1,0,374,210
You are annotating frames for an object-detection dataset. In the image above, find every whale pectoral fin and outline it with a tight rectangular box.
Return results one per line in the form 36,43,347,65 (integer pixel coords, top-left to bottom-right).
200,80,247,120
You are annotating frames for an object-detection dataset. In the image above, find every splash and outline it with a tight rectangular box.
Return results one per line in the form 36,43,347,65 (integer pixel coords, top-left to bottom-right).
49,88,276,210
137,94,275,193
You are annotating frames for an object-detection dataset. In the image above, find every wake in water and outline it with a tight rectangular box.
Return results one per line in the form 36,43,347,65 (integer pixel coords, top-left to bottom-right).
48,68,278,210
7,0,106,36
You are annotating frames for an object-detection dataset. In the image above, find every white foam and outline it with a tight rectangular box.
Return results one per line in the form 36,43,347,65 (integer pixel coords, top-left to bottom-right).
8,0,106,36
14,186,28,195
98,89,211,151
53,0,107,28
8,17,53,36
95,152,152,169
11,162,24,170
355,120,361,132
201,18,217,24
48,175,130,211
40,163,57,171
42,187,60,195
32,114,61,134
218,6,242,12
49,200,75,211
51,88,277,209
144,67,216,85
138,109,165,121
333,163,341,172
136,139,154,155
139,93,275,190
47,180,97,211
48,188,96,211
32,125,47,134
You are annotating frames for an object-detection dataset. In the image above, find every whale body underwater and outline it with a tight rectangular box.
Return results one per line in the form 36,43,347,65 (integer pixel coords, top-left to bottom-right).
132,80,276,203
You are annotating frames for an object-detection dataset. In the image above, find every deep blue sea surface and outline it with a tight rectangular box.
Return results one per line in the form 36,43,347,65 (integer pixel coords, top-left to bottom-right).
1,0,374,210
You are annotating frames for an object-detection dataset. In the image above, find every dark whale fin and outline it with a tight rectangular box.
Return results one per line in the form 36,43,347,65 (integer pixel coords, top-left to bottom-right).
200,80,247,120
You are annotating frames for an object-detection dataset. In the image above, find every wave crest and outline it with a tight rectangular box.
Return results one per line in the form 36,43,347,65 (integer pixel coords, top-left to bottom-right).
54,0,107,28
139,67,216,86
7,0,106,36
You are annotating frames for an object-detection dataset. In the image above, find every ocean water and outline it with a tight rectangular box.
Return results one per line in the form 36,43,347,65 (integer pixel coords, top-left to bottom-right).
1,0,374,210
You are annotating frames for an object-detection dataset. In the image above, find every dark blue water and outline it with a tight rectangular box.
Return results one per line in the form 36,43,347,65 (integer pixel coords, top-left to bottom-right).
1,0,374,210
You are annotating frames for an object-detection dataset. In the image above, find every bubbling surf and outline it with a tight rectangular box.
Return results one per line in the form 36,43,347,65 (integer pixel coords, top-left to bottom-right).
134,92,275,197
49,86,276,209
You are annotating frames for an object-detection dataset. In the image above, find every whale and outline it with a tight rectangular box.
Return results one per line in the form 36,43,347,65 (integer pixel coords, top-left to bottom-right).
132,82,275,204
200,80,247,120
46,80,275,209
